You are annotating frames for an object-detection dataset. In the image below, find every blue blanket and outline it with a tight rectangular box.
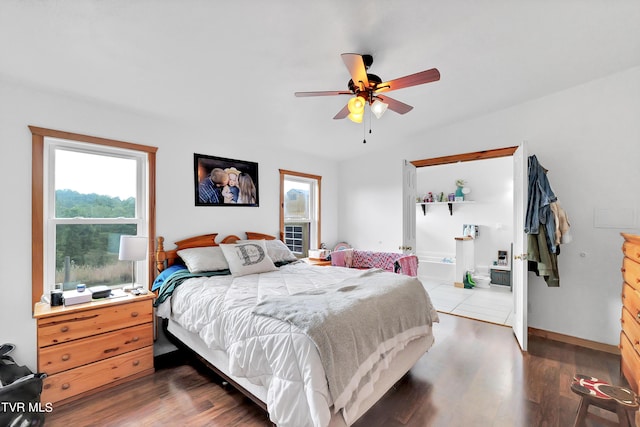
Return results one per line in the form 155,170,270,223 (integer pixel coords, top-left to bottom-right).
154,268,230,307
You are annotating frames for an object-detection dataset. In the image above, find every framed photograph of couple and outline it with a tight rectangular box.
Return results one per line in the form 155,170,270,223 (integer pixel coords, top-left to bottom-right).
194,153,259,207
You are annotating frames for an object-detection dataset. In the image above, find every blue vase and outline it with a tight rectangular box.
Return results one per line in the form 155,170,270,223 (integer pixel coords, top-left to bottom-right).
455,186,464,199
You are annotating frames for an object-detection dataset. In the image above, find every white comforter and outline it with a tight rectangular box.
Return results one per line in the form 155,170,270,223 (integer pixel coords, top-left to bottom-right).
158,262,438,427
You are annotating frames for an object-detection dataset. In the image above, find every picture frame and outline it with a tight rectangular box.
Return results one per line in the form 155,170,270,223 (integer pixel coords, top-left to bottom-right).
194,153,259,206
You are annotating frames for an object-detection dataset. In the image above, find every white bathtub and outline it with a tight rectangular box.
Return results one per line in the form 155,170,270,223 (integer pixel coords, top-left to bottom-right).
418,254,456,282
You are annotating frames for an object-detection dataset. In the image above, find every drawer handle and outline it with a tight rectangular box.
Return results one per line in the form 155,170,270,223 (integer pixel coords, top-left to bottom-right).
621,268,626,273
637,312,640,321
60,326,69,333
132,360,140,366
124,336,140,345
104,347,120,354
61,383,70,390
131,312,139,318
61,354,70,361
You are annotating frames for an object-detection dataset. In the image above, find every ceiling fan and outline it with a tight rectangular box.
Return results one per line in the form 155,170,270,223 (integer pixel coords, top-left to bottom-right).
295,53,440,123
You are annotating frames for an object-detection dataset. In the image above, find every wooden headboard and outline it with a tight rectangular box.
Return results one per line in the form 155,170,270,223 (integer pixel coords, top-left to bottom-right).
155,231,277,272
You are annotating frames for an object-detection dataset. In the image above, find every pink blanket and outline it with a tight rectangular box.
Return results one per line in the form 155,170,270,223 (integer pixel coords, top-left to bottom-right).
395,255,418,277
330,249,353,267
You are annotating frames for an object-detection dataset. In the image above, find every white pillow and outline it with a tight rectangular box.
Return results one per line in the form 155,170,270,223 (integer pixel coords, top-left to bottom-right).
219,240,278,276
177,246,229,273
237,239,297,263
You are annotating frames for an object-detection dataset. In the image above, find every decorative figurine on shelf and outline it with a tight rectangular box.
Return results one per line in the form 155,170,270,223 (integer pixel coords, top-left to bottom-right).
427,192,434,202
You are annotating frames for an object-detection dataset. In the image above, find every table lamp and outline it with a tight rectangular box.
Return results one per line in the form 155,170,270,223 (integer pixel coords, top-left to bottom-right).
119,235,147,291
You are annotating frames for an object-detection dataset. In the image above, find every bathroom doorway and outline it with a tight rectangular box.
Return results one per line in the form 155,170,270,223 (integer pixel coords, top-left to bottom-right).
410,147,518,325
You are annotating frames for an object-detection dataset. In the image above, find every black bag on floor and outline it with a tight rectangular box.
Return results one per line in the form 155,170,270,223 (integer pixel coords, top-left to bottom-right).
0,352,47,427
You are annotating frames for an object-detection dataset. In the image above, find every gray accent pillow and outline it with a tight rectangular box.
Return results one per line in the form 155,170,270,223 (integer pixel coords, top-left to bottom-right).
237,239,297,263
177,246,229,273
219,240,278,276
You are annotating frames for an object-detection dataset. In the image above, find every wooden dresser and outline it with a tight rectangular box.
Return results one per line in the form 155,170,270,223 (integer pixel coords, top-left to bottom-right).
620,233,640,394
33,293,155,404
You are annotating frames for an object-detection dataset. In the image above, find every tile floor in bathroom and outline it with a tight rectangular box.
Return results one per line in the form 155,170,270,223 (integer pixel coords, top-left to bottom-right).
420,276,514,326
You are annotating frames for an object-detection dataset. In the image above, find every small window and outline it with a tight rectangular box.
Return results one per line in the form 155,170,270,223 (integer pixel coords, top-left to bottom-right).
47,141,147,291
31,126,157,308
279,170,321,257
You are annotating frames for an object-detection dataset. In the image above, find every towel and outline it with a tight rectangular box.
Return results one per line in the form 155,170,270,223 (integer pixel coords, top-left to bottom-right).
395,255,418,277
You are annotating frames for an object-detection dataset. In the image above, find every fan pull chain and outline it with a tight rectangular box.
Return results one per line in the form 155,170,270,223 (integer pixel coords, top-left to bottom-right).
362,111,367,144
363,106,372,143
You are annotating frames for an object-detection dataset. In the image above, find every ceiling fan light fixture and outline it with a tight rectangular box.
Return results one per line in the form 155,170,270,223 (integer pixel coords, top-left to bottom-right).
347,95,366,115
347,112,363,123
371,99,389,119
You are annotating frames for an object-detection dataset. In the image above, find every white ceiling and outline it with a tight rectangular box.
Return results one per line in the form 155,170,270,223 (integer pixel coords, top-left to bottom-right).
2,1,639,161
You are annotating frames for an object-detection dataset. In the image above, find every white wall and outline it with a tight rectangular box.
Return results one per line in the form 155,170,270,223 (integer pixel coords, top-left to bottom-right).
416,157,514,274
339,66,640,346
0,77,339,370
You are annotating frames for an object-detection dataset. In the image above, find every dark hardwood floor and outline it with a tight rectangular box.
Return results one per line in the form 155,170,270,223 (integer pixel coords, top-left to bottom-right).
44,313,631,427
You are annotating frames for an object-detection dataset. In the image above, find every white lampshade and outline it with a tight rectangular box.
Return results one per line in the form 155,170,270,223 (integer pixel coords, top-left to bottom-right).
371,99,389,119
119,235,147,261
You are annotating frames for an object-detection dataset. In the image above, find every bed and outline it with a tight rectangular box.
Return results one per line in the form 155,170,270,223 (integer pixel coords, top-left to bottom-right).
153,232,439,427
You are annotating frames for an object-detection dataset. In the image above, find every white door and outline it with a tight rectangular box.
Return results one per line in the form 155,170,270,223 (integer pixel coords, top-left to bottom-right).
402,160,417,254
512,142,528,351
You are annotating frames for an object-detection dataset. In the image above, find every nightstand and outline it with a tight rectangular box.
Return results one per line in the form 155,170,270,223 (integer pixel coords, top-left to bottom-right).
33,293,155,404
303,258,332,266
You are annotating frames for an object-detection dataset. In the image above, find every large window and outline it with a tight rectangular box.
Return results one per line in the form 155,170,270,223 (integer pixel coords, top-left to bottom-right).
279,170,321,257
31,127,157,308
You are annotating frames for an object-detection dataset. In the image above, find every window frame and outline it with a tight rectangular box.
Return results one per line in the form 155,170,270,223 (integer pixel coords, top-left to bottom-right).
279,169,321,255
31,126,157,310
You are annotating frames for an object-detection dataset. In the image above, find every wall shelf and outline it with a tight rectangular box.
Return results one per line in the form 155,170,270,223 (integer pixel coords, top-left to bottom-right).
417,201,475,216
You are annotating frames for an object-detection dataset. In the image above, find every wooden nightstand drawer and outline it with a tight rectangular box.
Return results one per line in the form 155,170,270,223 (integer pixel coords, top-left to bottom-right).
38,323,153,374
37,299,153,347
622,256,640,291
41,346,153,403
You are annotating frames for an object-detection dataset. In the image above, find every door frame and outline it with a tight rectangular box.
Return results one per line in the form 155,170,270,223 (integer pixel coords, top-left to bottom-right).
402,160,417,254
409,146,524,341
410,146,518,168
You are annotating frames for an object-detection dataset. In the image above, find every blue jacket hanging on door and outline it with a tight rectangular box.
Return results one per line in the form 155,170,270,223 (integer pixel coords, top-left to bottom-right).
525,155,561,286
525,155,557,251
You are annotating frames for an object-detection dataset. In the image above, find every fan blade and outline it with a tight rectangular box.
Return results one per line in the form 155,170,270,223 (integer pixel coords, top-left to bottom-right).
295,91,352,97
375,68,440,93
341,53,369,91
333,104,350,120
376,95,413,114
